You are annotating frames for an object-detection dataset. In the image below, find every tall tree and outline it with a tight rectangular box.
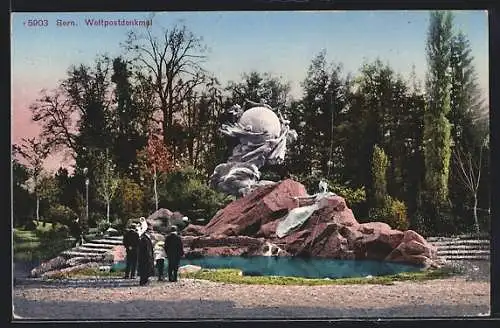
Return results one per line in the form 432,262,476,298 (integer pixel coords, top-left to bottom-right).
195,78,226,176
449,31,487,149
54,167,71,207
12,158,34,226
63,57,114,174
124,25,208,161
13,138,51,223
452,135,488,234
371,145,389,209
286,51,348,179
93,149,120,223
110,57,150,179
30,89,78,158
422,11,454,228
226,71,291,109
137,133,176,211
448,30,489,232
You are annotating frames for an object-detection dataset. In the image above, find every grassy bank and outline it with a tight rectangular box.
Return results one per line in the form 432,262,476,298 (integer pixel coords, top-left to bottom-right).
52,265,459,285
179,267,459,286
13,221,74,262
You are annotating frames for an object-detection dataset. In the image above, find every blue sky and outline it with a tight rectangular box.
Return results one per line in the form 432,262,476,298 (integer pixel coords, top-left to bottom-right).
11,10,489,171
12,11,488,96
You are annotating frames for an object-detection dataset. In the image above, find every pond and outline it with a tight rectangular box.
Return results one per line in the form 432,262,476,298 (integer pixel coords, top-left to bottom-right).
112,256,423,279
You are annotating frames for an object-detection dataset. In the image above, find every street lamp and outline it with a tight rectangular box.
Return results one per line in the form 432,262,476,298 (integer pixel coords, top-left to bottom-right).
85,178,89,225
83,168,89,226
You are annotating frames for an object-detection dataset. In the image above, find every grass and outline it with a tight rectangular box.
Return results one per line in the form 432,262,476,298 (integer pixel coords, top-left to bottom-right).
48,267,124,280
179,267,459,286
13,221,75,263
52,265,460,285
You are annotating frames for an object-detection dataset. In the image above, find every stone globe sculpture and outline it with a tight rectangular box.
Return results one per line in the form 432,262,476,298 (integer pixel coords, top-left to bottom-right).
210,102,297,197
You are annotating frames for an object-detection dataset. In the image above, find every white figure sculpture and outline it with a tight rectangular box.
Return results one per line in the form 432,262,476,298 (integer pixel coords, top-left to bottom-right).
210,101,298,196
276,180,336,238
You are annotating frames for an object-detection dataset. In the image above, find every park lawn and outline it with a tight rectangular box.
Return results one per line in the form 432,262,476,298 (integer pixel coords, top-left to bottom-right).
13,221,75,262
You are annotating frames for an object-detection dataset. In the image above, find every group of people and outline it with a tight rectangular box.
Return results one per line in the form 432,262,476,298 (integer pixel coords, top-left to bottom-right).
122,218,185,286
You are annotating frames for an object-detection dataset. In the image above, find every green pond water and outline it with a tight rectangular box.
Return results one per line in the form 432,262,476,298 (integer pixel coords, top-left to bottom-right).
112,256,422,279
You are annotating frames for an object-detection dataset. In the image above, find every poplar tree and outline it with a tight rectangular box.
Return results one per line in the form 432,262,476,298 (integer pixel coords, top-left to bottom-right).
371,145,389,209
422,11,454,229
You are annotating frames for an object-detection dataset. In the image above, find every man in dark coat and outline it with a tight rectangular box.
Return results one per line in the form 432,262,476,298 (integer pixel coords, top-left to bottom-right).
122,223,140,279
137,223,155,286
70,217,86,247
164,225,184,282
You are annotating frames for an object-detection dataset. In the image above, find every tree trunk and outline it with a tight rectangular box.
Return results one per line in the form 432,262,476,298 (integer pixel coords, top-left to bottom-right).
36,196,40,223
106,201,110,224
154,174,159,211
473,194,480,235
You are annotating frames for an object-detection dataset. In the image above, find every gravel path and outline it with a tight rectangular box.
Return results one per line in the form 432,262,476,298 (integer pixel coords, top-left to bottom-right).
13,276,490,319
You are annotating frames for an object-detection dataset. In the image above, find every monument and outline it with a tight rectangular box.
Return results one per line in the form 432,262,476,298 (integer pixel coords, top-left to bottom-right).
209,100,298,196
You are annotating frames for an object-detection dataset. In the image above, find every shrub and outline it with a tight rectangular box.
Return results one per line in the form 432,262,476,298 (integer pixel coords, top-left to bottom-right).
296,174,366,208
24,220,37,231
46,204,77,227
113,178,145,227
96,219,111,234
369,196,409,231
87,212,102,228
157,166,233,224
110,217,126,233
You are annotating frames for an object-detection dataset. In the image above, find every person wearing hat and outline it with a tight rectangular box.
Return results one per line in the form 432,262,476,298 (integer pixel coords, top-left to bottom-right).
137,222,155,286
164,225,185,282
122,223,140,279
70,217,86,247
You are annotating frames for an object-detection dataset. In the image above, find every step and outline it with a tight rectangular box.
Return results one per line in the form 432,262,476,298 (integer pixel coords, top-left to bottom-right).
436,245,491,250
437,251,491,256
439,255,490,261
427,235,490,242
79,243,115,249
431,240,490,247
435,245,490,250
73,246,110,254
90,239,123,246
61,250,106,258
103,235,123,240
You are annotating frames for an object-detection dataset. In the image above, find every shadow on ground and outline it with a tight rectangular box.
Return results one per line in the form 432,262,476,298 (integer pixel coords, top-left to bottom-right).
13,298,489,320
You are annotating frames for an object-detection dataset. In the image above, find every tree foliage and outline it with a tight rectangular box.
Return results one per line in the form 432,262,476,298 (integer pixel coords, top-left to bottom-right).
124,25,208,161
371,145,389,208
17,15,488,236
93,149,120,222
422,11,454,224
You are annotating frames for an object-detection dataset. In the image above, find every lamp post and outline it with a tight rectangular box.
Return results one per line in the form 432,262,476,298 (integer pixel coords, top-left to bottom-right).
83,167,89,226
85,178,89,225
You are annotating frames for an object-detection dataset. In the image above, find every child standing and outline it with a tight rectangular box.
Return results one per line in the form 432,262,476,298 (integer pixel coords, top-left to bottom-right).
153,240,166,281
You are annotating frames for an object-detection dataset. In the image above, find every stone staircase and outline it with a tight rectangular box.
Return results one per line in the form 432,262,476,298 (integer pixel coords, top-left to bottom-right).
61,235,123,259
427,236,490,261
28,234,125,278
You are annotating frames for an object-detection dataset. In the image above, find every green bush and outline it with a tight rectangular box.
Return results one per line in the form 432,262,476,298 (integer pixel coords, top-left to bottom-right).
157,166,233,224
110,217,126,233
112,177,145,227
369,196,409,231
296,174,366,208
96,219,111,234
46,204,77,227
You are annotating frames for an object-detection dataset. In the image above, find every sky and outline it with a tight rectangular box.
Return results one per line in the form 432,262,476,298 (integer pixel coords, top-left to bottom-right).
11,10,489,172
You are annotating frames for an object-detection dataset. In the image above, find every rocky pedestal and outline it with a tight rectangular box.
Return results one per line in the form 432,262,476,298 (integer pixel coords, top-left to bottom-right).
182,179,438,268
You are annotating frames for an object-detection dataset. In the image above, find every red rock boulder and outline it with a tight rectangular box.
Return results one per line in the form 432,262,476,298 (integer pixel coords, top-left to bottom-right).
194,179,438,267
204,179,308,236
